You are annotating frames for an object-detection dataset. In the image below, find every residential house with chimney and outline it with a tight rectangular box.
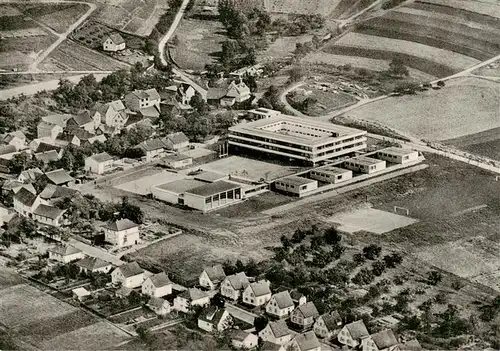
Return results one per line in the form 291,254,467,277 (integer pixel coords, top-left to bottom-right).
197,306,232,333
142,272,172,297
291,302,320,329
199,264,226,290
103,218,140,248
266,290,295,318
111,261,145,288
220,272,251,300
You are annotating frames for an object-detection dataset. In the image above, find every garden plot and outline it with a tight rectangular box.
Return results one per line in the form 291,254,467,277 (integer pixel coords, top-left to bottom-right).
344,77,500,141
326,206,418,234
23,3,90,34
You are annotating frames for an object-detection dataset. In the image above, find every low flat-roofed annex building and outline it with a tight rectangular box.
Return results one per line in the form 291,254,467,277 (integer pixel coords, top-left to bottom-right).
153,179,206,205
228,114,367,166
274,176,318,197
343,156,386,174
376,147,419,164
310,166,353,184
184,181,242,212
248,108,281,120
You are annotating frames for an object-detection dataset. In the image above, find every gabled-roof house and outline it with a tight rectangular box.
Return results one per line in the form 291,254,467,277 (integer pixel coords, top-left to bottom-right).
199,264,226,290
111,261,145,288
197,306,232,333
33,204,66,227
243,280,272,307
207,81,251,107
3,131,26,151
230,330,259,349
103,33,126,52
291,301,320,329
94,101,128,129
85,152,114,175
48,245,85,263
147,296,171,316
42,114,73,128
221,272,251,300
44,169,75,187
103,218,140,248
142,272,172,297
266,290,295,318
288,331,321,351
37,121,63,141
361,329,400,351
338,320,370,348
39,184,79,204
259,321,292,345
314,311,342,339
163,132,189,151
67,111,96,133
136,138,167,161
13,187,41,217
34,150,61,164
124,89,161,114
173,288,210,313
18,168,43,184
76,257,113,274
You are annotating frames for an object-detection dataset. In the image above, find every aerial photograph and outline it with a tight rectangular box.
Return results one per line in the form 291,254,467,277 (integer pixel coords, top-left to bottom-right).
0,0,500,349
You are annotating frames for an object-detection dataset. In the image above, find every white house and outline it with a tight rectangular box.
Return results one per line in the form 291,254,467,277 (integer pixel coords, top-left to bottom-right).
248,108,281,120
37,121,63,141
274,176,318,197
290,302,320,329
94,100,128,129
48,245,85,263
259,321,292,345
142,272,172,297
287,331,321,351
124,89,161,112
163,153,192,169
199,264,226,290
375,147,419,165
173,288,210,313
198,306,232,333
136,138,167,162
226,81,251,103
163,132,189,151
111,261,145,288
343,156,386,174
243,281,271,307
266,290,295,318
309,166,353,184
32,204,66,227
72,287,91,301
13,187,41,217
220,272,250,300
147,297,171,316
103,218,140,248
85,152,114,175
3,131,26,151
230,330,258,349
313,311,342,339
361,329,400,351
103,33,126,52
18,168,43,184
76,257,113,274
338,320,370,348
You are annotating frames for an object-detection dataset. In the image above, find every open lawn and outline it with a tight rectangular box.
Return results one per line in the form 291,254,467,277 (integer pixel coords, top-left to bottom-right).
343,77,500,141
169,19,225,70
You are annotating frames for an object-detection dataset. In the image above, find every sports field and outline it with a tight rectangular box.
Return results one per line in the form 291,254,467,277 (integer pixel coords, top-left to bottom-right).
114,169,183,195
344,77,500,141
326,206,418,234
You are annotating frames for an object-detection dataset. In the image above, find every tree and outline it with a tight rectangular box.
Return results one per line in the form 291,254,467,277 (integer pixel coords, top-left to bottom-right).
254,315,268,333
383,253,403,268
353,253,366,265
8,152,30,173
210,293,225,308
372,261,386,276
190,92,208,113
352,268,375,285
323,227,341,246
437,80,445,87
388,56,409,76
363,244,382,260
128,290,143,305
119,197,144,224
427,270,443,286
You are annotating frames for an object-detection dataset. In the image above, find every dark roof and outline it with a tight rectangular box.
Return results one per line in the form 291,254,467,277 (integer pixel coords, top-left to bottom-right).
0,145,16,155
33,204,65,219
105,218,138,231
70,128,95,141
198,306,228,325
48,245,81,256
89,152,113,163
117,262,144,278
180,287,209,301
226,272,250,290
290,290,306,302
230,330,254,342
76,257,112,271
261,341,283,351
187,180,240,198
204,264,226,283
272,291,294,309
148,272,172,288
39,184,78,200
14,187,38,207
166,132,189,145
148,296,169,309
106,33,125,45
71,111,93,126
207,87,228,100
292,331,320,351
156,179,206,194
35,150,60,163
268,321,291,338
321,311,342,330
345,320,369,340
295,302,319,319
36,142,61,154
44,169,74,185
138,106,159,118
403,339,422,351
137,138,167,152
371,329,399,349
42,114,73,128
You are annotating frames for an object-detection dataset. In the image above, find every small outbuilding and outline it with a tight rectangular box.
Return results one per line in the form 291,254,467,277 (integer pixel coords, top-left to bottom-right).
274,176,318,197
343,156,386,174
376,147,419,164
103,33,126,52
310,166,352,184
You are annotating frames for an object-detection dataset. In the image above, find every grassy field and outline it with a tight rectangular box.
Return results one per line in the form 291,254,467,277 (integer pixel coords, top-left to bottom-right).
264,0,341,15
444,127,500,161
21,3,90,34
417,0,500,19
169,19,225,70
39,40,129,71
287,85,358,116
342,77,500,141
259,35,313,62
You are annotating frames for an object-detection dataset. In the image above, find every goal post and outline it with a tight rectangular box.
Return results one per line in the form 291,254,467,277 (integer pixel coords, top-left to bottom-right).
394,206,410,216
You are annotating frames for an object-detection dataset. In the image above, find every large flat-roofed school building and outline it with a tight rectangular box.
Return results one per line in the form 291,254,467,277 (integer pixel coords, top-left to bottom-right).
228,114,367,166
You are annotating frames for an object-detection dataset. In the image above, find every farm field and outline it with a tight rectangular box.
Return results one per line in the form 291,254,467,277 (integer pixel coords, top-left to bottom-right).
322,0,500,78
287,84,358,116
302,52,436,81
329,0,378,19
169,19,225,70
263,0,341,15
342,77,500,141
91,0,168,36
39,40,129,71
444,127,500,161
20,3,90,34
0,273,131,349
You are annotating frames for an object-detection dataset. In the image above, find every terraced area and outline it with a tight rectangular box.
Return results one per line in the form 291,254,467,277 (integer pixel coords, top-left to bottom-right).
320,0,500,78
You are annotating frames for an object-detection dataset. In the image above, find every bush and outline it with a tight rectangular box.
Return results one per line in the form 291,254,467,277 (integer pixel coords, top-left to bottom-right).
363,244,382,260
383,253,403,268
352,268,375,285
427,271,443,286
371,261,386,276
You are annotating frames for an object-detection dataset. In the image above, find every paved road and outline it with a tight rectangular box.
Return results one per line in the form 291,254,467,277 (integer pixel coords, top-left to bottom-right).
226,303,258,325
0,73,109,100
158,0,190,67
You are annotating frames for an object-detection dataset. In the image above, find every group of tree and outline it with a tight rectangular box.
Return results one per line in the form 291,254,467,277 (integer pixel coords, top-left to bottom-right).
351,247,403,285
257,85,287,113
